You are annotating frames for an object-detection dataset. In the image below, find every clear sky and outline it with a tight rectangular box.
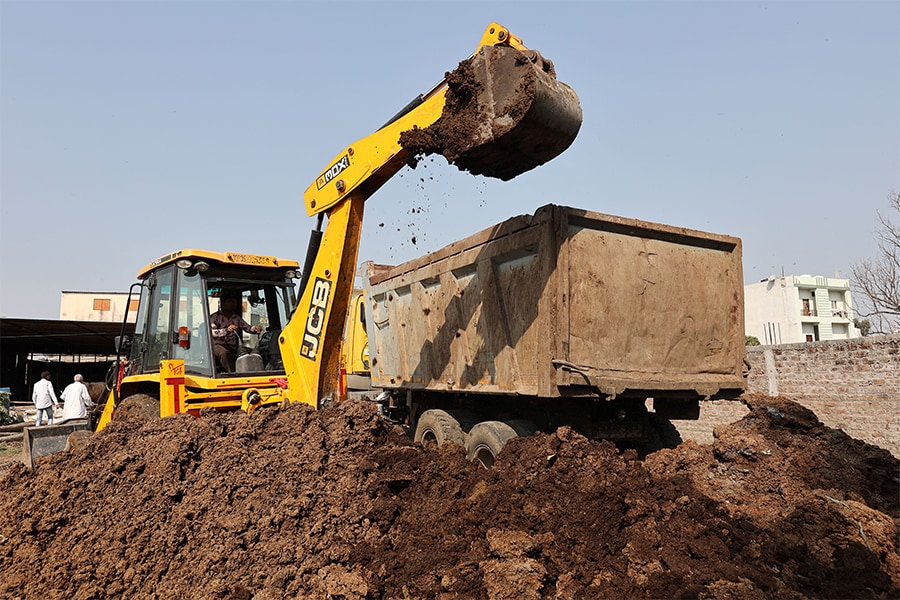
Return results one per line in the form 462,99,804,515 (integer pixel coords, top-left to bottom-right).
1,0,898,319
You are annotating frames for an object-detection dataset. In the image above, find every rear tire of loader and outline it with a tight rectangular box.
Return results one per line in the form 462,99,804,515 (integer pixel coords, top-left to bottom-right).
111,394,160,424
414,409,466,449
465,421,519,469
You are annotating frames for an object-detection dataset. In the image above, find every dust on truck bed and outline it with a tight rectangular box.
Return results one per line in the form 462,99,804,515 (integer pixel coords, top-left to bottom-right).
364,204,746,407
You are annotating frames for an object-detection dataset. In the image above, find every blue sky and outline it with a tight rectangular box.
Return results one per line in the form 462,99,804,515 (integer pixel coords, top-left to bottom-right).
1,0,898,319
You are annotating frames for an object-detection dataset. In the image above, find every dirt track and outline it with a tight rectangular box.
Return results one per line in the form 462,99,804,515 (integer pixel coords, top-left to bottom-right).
0,393,896,599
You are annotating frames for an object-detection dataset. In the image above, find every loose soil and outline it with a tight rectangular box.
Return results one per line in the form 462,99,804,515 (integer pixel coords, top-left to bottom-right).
0,393,896,599
400,45,581,181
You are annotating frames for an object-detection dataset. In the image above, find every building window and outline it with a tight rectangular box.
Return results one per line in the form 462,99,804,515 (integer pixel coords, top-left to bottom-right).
832,323,850,339
93,298,111,311
801,298,816,317
128,299,139,312
831,300,847,318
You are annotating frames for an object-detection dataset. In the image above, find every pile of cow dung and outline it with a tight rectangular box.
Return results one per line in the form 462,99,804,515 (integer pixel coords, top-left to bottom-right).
0,393,896,599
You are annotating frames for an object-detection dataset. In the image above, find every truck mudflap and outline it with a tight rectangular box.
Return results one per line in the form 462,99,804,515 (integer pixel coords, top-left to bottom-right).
22,420,91,469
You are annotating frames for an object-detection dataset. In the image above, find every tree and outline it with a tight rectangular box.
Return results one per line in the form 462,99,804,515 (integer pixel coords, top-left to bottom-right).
745,335,761,346
851,191,900,334
0,390,22,426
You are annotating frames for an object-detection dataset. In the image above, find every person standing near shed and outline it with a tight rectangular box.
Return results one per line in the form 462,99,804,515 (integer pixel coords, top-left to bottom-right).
61,374,94,421
32,371,59,426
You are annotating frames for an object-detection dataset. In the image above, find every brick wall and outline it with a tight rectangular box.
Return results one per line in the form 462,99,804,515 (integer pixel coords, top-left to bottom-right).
673,335,900,457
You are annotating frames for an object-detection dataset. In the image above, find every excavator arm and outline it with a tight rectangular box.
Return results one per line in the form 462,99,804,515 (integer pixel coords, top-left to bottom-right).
276,23,581,409
301,23,529,218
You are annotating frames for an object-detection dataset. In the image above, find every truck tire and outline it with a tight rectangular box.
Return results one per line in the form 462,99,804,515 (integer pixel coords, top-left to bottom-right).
505,419,537,437
465,421,518,469
414,409,466,449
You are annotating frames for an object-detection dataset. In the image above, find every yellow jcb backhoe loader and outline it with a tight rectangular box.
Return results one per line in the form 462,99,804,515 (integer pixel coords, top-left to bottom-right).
80,22,582,432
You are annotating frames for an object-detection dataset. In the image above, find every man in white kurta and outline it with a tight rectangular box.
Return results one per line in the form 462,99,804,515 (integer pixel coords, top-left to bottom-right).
61,374,95,421
32,371,59,426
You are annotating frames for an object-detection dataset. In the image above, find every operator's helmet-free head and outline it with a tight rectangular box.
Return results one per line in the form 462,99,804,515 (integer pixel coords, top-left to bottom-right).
220,289,242,310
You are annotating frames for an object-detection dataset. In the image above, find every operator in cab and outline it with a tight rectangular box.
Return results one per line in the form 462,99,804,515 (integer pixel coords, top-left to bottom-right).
210,290,262,372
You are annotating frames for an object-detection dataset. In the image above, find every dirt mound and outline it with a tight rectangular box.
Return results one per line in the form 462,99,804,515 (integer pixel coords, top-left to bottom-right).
0,394,896,599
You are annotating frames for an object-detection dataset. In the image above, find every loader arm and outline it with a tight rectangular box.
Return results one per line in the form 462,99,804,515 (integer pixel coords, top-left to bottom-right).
277,23,578,408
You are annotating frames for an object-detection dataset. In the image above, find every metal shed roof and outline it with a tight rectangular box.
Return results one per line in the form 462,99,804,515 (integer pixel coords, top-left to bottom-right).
0,318,133,356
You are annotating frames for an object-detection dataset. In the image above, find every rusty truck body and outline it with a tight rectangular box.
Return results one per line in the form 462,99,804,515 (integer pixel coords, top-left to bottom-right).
363,204,746,463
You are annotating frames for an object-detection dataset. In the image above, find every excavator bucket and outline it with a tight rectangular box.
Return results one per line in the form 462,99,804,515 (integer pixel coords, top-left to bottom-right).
400,45,582,181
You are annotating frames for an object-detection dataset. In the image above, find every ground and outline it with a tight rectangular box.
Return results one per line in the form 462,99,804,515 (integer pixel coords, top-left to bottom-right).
0,392,896,599
0,441,20,475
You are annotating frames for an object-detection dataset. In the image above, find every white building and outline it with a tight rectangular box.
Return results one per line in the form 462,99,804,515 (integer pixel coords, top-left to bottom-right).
744,275,859,345
60,291,137,323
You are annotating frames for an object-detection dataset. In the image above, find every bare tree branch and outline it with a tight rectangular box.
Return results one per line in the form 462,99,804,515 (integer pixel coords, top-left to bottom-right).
851,191,900,334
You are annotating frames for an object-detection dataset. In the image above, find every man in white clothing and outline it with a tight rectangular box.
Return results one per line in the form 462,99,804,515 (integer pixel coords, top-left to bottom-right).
32,371,59,426
61,374,95,421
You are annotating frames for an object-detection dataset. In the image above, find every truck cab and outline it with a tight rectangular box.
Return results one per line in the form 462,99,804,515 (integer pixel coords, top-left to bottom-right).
342,288,371,393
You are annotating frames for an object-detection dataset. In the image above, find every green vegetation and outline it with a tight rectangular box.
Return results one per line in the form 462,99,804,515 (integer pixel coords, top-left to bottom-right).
853,318,872,336
745,335,761,346
0,391,23,426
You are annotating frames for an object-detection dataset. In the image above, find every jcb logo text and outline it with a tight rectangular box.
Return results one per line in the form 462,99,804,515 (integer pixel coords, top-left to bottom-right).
301,277,332,360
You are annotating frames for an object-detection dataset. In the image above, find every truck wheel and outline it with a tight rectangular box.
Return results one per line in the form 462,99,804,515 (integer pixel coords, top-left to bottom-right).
111,394,160,424
414,409,466,449
505,419,537,437
465,421,518,469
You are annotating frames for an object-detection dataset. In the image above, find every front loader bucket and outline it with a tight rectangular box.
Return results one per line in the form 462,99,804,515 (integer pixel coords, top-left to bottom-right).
22,420,91,469
400,45,582,181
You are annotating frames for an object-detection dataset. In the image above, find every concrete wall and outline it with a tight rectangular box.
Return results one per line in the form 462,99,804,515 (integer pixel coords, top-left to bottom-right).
673,335,900,458
744,278,799,344
60,291,136,322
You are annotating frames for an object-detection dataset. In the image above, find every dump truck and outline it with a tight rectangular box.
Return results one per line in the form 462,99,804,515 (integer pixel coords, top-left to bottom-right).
14,22,577,458
360,204,746,465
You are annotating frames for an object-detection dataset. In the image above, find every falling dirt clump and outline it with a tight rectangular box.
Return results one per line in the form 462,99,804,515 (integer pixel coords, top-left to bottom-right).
0,394,896,599
400,45,582,181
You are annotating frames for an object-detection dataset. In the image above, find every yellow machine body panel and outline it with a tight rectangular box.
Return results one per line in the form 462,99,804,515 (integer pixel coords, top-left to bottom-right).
137,249,299,280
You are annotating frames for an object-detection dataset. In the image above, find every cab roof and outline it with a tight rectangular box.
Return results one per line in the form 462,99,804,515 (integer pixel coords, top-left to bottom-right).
137,249,300,279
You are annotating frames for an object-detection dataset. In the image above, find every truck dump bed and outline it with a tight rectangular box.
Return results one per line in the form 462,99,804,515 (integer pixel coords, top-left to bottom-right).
364,204,745,401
